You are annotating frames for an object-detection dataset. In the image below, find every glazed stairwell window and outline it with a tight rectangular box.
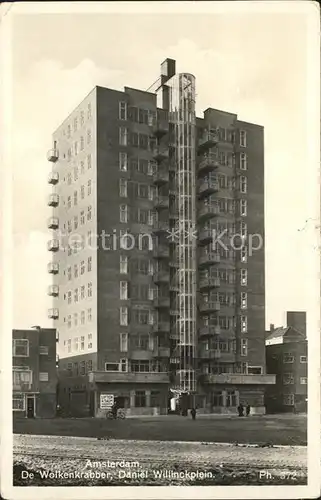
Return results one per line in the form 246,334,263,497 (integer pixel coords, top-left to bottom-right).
119,152,128,172
240,153,247,170
120,306,128,326
119,127,128,146
119,101,127,121
240,130,247,147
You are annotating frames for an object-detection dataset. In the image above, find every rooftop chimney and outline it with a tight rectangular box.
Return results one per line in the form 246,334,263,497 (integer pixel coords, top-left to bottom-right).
270,323,275,332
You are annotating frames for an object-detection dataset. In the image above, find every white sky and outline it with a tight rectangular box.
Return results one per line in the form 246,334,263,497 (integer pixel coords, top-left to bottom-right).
6,1,319,330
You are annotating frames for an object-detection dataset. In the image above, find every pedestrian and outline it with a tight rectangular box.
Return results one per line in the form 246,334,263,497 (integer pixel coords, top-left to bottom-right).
237,403,244,417
191,407,196,420
246,404,250,417
111,402,117,419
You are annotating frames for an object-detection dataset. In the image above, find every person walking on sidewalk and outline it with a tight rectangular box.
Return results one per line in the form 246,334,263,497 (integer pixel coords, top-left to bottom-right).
246,404,251,417
191,407,196,420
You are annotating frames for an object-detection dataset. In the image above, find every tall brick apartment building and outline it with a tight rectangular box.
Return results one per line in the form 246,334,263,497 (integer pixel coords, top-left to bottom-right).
47,58,275,417
12,327,57,418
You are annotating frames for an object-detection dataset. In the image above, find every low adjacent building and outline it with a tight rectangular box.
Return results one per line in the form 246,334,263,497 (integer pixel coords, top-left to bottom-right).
12,327,58,418
265,312,307,413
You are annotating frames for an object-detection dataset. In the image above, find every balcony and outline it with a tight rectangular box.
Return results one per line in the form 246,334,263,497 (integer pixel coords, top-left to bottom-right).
199,349,221,360
47,193,59,207
153,346,171,358
47,239,59,252
198,180,219,198
198,204,219,222
199,252,220,268
47,262,59,274
129,349,153,361
47,216,59,230
48,308,59,319
47,148,59,162
152,119,169,138
153,170,169,185
48,285,59,297
48,171,59,185
199,301,221,313
199,276,220,290
198,229,213,245
89,371,170,384
152,221,169,234
153,147,169,162
197,130,219,153
198,156,219,176
154,271,170,284
199,325,221,337
169,281,180,292
154,196,169,210
152,322,170,334
201,374,276,385
153,297,170,309
153,245,170,259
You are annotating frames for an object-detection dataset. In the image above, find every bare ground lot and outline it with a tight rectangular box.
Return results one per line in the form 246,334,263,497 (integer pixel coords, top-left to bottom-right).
13,434,307,486
13,413,307,446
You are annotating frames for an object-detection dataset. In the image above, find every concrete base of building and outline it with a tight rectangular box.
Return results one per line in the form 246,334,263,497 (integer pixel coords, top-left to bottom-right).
96,406,164,418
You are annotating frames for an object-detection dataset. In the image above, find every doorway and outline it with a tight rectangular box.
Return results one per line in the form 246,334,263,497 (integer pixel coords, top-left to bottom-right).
26,395,35,418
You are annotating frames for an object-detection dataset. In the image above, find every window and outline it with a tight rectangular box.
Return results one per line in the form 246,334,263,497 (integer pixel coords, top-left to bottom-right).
67,220,72,234
39,372,49,382
73,117,78,132
148,185,156,200
150,391,160,407
87,129,92,144
67,173,72,185
119,179,127,197
87,359,93,371
67,339,71,352
119,101,127,120
240,153,247,170
283,373,294,385
80,336,85,351
88,180,92,196
67,315,72,328
130,360,150,372
240,269,247,286
212,391,223,407
119,127,128,146
105,363,119,372
119,152,128,171
283,353,294,363
67,125,71,138
248,366,263,375
120,306,128,326
13,339,29,357
241,247,248,263
88,256,92,272
87,206,92,221
13,368,32,388
120,255,128,274
240,176,247,194
81,310,85,325
88,282,93,298
74,313,78,326
300,356,307,363
226,390,238,407
80,260,85,275
39,345,49,355
300,377,308,385
241,316,247,333
240,130,247,147
80,211,85,225
73,190,78,206
120,204,128,223
67,291,72,305
120,358,128,372
73,337,79,352
120,333,128,352
74,216,78,230
240,222,247,238
240,199,247,216
88,308,92,322
87,103,92,119
241,292,247,309
87,154,92,169
80,136,84,151
283,394,294,406
240,338,248,356
74,141,78,156
79,360,86,375
88,334,93,350
120,281,128,300
67,196,71,209
13,394,25,411
74,288,79,303
134,390,146,407
81,185,85,199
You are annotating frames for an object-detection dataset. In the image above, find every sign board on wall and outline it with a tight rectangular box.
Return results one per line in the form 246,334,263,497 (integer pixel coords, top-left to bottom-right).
100,393,114,409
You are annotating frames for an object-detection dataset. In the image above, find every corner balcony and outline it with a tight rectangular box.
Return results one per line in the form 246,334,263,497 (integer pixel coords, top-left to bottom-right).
153,297,170,309
47,216,59,230
199,252,220,268
199,276,220,290
48,285,59,297
198,179,219,198
198,156,219,176
89,371,170,385
198,229,213,245
152,322,170,334
152,221,169,235
47,262,59,274
47,239,60,252
153,170,169,185
153,245,170,259
152,147,169,162
197,130,219,153
152,119,169,138
199,349,221,360
48,308,59,319
201,374,276,385
154,196,169,210
199,301,221,314
154,271,170,284
153,346,171,358
199,325,221,337
47,193,59,207
47,148,59,162
48,171,59,185
198,204,219,222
